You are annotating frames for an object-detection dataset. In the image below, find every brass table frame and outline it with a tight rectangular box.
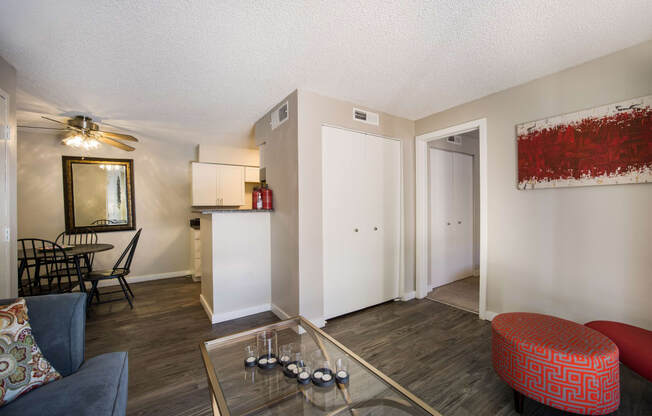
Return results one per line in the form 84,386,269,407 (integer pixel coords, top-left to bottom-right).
200,316,442,416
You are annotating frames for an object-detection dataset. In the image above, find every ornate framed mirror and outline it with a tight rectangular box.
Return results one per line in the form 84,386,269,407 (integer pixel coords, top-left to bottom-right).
62,156,136,233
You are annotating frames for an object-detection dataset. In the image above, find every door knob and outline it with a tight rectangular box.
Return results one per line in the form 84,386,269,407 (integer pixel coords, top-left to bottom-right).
457,221,462,224
447,222,451,226
374,226,378,231
354,228,359,232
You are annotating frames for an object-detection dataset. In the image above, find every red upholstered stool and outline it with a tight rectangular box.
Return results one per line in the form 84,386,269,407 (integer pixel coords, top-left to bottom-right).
585,321,652,382
492,313,620,415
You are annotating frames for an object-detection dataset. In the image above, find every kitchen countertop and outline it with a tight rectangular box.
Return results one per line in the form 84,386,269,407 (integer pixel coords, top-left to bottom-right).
192,208,273,214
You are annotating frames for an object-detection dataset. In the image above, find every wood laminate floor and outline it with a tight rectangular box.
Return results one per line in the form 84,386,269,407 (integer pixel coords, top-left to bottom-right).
85,277,652,416
427,276,480,313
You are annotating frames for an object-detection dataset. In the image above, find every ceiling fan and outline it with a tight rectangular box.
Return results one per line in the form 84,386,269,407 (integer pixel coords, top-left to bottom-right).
19,115,138,151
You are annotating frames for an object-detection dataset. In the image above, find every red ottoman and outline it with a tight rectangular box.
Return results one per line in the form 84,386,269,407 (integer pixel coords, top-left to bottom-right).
492,313,620,414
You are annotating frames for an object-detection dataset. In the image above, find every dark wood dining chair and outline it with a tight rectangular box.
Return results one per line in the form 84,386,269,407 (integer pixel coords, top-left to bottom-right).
86,229,142,309
17,238,79,296
55,228,98,275
91,219,118,225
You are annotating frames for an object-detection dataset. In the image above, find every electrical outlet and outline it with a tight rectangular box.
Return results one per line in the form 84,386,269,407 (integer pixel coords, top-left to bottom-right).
3,227,9,242
1,125,9,141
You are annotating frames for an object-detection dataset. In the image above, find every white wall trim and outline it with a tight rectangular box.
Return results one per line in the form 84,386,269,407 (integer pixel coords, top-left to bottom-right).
484,310,498,321
401,291,415,301
415,118,489,320
271,303,292,320
95,270,192,288
199,293,214,322
310,317,326,328
212,303,271,324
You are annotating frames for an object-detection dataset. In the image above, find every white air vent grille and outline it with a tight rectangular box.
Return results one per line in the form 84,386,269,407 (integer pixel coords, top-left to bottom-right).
353,108,379,126
271,101,289,130
446,135,462,145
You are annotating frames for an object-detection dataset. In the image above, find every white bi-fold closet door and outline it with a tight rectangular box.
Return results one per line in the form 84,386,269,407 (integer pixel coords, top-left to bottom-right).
322,125,401,320
429,148,474,289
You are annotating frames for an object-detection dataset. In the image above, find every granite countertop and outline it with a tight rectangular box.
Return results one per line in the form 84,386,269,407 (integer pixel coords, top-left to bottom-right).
192,208,273,214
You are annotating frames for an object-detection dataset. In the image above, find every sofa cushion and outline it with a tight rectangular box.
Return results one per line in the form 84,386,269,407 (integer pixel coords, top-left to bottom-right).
0,299,61,407
0,352,128,416
586,320,652,382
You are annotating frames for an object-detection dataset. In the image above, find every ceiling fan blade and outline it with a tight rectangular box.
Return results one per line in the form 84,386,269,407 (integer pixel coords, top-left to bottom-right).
41,116,83,131
18,125,69,131
98,130,139,142
96,136,135,151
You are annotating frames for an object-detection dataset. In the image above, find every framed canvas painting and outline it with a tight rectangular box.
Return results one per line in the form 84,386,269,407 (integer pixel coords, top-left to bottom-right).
516,95,652,189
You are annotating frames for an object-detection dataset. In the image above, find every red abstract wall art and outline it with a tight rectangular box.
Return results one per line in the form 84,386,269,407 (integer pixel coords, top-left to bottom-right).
517,95,652,189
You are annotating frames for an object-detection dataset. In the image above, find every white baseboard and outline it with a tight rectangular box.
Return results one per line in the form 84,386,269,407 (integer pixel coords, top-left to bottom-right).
310,317,326,328
271,303,292,320
94,270,192,288
211,303,271,324
199,294,214,322
401,291,416,301
484,310,498,321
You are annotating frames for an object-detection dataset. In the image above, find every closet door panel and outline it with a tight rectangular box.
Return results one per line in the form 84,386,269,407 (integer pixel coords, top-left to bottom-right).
451,152,474,280
379,137,401,300
429,149,453,288
322,126,366,319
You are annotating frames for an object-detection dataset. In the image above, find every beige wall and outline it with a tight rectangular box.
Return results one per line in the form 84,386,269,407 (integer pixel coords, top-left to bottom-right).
18,130,195,278
0,56,17,298
416,40,652,329
254,90,300,316
198,144,259,166
297,90,415,322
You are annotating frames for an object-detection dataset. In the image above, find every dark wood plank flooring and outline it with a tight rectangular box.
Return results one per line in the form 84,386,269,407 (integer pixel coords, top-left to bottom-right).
85,277,652,416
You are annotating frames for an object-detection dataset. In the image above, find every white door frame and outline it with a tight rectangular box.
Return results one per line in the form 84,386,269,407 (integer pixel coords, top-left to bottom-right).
415,118,488,320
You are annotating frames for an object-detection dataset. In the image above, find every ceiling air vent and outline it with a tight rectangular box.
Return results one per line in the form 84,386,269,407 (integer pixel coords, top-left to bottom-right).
353,108,379,126
446,135,462,145
271,101,289,130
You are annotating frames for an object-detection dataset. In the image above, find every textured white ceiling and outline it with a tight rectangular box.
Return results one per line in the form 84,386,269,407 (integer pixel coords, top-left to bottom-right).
1,1,651,147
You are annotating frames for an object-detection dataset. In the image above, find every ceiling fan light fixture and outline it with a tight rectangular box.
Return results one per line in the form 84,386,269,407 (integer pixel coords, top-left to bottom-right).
62,132,100,150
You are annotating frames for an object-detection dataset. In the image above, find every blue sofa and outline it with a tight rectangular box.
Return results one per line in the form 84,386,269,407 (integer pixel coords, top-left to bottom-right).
0,293,128,416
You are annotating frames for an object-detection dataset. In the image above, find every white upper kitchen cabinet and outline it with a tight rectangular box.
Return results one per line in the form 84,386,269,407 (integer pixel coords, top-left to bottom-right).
192,162,245,206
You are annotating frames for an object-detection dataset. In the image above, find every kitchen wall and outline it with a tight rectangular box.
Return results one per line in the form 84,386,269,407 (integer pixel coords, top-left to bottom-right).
18,130,195,279
296,90,415,323
416,39,652,330
254,90,300,317
0,56,17,298
429,131,480,271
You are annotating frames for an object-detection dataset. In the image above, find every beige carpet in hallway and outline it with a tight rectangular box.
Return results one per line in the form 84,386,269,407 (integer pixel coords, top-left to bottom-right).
427,276,479,313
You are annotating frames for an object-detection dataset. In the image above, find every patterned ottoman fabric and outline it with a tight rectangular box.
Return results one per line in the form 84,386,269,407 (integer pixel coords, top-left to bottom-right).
492,313,619,415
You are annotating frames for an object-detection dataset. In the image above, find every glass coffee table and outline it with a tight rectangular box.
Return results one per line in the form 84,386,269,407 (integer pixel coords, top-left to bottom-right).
200,316,441,416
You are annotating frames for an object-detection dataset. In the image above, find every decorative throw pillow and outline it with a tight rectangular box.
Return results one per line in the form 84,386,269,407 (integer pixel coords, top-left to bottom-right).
0,299,61,406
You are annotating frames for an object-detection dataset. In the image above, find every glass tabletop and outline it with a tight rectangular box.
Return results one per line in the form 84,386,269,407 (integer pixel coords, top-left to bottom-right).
201,317,441,416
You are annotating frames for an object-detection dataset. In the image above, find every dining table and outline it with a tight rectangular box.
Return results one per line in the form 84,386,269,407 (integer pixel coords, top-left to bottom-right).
18,243,114,294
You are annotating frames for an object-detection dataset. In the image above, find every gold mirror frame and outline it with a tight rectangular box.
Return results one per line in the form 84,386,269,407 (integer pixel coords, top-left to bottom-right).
62,156,136,233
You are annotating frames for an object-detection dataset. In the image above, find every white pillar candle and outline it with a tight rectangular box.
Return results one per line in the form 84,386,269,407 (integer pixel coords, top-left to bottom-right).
287,363,297,371
259,358,268,365
280,355,290,362
246,357,256,363
321,374,332,382
299,372,310,380
313,371,323,379
268,357,277,364
292,368,299,375
337,371,348,379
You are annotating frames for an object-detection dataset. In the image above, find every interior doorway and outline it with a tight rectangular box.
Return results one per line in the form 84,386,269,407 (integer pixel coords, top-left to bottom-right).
415,118,488,319
427,131,479,313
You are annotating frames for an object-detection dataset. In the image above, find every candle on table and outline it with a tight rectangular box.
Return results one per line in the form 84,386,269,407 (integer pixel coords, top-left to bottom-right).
280,355,290,363
299,371,310,380
287,363,297,371
259,358,268,365
268,357,277,364
321,373,332,382
337,370,348,379
246,357,256,364
313,371,323,379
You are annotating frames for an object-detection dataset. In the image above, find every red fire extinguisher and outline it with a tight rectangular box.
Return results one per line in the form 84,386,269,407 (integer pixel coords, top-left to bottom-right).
252,187,263,210
261,184,273,210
